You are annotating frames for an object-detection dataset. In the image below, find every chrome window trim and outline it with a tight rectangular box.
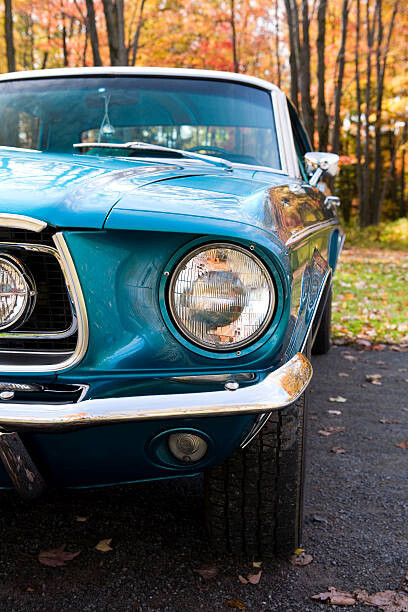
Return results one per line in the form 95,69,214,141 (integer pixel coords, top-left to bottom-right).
0,223,89,373
0,214,47,233
0,67,283,95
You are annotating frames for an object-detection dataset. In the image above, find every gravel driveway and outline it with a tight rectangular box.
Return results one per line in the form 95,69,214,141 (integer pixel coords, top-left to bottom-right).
0,346,407,611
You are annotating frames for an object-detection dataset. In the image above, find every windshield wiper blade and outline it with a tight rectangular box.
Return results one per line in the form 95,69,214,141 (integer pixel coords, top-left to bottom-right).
73,141,232,171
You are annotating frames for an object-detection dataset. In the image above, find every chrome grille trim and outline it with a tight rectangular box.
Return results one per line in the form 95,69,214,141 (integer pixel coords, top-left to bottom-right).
0,213,47,233
0,219,89,372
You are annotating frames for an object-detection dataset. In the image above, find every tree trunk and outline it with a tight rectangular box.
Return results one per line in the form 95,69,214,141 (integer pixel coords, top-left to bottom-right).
130,0,147,66
4,0,16,72
274,0,281,88
230,0,239,72
284,0,300,109
372,0,399,224
62,14,69,67
102,0,127,65
299,0,314,145
360,0,375,228
355,0,364,227
316,0,328,150
331,0,350,154
85,0,102,66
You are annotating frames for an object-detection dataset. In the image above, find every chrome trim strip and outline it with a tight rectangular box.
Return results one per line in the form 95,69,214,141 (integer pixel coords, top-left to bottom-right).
0,214,47,233
52,233,89,372
286,218,340,247
300,270,331,353
0,243,77,340
0,353,312,431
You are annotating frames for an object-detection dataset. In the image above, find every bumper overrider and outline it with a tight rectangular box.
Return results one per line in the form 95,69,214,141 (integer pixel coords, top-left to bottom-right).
0,353,312,498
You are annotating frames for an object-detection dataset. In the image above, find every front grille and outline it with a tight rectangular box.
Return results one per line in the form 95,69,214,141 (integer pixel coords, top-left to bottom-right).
0,228,78,357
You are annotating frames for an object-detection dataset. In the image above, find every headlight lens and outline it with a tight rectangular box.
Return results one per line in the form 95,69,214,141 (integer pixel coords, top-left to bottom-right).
168,244,275,351
0,256,31,330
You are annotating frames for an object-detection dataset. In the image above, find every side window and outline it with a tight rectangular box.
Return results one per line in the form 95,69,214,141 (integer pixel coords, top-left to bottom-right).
287,99,312,182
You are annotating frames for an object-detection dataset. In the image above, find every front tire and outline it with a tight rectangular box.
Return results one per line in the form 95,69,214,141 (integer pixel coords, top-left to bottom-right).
204,389,308,558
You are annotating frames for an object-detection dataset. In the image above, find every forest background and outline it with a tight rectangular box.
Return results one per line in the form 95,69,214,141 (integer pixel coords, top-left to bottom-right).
1,0,407,237
1,0,408,348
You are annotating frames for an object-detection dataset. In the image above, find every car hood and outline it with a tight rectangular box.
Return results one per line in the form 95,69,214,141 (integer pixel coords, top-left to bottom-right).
0,148,288,231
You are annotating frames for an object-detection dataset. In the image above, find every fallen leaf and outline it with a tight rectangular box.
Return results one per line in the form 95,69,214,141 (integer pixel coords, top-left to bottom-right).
318,426,346,436
313,515,328,523
329,396,347,403
193,565,218,580
339,372,350,377
343,354,358,361
252,561,262,568
311,586,356,605
247,570,262,584
331,446,346,454
328,409,342,415
238,574,248,584
379,418,400,424
38,545,80,567
290,551,313,566
357,589,408,611
95,538,113,552
395,441,408,450
224,599,246,610
75,516,88,522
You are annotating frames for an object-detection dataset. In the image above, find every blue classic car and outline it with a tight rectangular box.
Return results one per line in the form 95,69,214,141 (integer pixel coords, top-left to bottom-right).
0,67,343,558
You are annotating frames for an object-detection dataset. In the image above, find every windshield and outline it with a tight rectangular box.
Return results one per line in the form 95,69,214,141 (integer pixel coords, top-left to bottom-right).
0,76,281,169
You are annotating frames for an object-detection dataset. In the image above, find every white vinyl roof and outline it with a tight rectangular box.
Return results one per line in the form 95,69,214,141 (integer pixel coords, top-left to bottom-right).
0,66,282,94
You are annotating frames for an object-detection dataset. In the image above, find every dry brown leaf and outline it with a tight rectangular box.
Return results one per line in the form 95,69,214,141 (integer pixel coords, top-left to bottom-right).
247,570,262,584
343,354,358,361
318,426,346,436
379,418,400,424
329,396,347,403
193,565,218,580
38,545,80,567
339,372,350,377
95,538,113,552
357,589,408,611
224,599,247,610
395,441,408,450
290,551,313,566
312,586,355,605
331,446,346,454
238,574,248,584
75,516,88,522
366,373,383,382
252,561,262,568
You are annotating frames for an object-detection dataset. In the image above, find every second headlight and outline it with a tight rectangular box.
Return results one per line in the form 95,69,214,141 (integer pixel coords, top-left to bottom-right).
168,243,275,351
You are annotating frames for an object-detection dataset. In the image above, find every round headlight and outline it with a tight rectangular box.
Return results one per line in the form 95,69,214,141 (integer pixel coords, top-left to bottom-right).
168,244,275,351
0,256,32,331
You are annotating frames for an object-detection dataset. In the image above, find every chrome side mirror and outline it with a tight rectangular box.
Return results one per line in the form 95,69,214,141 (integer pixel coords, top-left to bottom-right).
304,152,339,186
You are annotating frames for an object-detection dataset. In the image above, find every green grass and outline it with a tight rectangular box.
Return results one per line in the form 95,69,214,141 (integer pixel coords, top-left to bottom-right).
332,248,408,346
342,217,408,251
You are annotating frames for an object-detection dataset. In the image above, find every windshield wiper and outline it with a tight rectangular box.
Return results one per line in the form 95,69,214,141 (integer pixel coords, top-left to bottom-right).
73,141,232,171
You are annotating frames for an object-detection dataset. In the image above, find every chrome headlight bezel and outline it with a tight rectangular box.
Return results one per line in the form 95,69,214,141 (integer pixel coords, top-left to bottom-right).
0,255,36,331
166,242,277,353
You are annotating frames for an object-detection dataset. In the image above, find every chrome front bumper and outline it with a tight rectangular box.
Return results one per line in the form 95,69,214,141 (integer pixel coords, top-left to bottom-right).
0,353,312,432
